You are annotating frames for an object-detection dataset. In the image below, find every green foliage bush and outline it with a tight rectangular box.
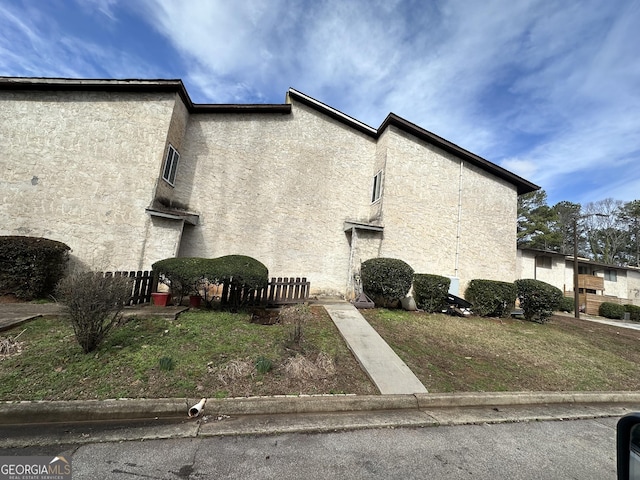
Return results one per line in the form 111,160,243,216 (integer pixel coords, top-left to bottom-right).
413,274,450,313
152,257,208,304
56,271,133,353
205,255,269,290
361,258,414,308
464,279,516,317
558,296,575,313
152,255,269,307
624,304,640,322
514,278,563,324
599,302,626,320
0,236,70,300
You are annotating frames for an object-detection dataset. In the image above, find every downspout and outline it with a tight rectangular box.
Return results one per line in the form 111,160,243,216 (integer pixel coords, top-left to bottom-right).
346,227,358,299
454,161,464,277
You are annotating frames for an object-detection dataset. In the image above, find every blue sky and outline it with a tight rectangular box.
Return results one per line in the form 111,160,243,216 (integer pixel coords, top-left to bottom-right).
1,0,639,206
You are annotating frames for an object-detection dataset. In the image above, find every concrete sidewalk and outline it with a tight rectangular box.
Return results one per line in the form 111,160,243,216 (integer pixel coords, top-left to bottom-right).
323,302,428,395
554,311,640,331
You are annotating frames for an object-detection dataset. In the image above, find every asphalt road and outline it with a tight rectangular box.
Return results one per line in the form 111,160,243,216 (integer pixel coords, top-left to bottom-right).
1,416,620,479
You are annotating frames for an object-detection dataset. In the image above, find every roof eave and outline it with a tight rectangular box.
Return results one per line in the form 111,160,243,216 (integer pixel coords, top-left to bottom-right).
379,114,539,195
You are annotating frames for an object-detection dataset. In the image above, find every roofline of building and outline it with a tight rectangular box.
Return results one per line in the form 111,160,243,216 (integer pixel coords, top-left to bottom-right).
287,88,539,195
519,247,640,272
378,114,539,195
0,77,291,114
1,77,539,194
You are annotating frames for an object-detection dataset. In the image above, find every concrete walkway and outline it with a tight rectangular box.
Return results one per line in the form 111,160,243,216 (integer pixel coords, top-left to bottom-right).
556,311,640,331
323,302,428,395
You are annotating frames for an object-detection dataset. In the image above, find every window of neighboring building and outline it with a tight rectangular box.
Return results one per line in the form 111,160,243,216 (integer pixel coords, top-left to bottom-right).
604,269,617,282
371,170,383,203
536,256,552,268
162,145,180,186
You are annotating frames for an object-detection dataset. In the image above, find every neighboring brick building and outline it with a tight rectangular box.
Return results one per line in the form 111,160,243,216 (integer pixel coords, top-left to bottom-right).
1,77,538,298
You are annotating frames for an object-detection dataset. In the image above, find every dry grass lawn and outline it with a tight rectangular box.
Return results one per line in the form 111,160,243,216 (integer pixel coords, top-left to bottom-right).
362,309,640,393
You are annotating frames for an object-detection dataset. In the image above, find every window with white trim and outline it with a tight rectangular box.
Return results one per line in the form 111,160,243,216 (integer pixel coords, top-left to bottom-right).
371,170,383,203
604,269,617,282
162,145,180,186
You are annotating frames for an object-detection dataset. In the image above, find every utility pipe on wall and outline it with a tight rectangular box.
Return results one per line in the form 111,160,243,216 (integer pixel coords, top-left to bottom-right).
454,161,464,278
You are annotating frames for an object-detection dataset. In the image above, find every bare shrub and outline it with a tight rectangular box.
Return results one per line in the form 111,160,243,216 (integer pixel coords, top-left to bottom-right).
56,271,132,353
278,304,313,348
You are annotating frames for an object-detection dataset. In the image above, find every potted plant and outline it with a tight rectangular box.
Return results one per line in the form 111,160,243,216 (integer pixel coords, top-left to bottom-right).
151,291,171,307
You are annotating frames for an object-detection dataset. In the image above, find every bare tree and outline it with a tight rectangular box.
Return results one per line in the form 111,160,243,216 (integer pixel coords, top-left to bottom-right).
583,199,629,265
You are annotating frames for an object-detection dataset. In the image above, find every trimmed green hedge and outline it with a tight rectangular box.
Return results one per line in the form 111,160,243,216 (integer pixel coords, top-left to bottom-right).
361,258,414,308
464,279,516,317
514,278,563,324
152,255,269,306
599,302,626,320
152,257,209,304
558,296,575,313
205,255,269,290
413,274,450,313
0,236,70,300
624,304,640,322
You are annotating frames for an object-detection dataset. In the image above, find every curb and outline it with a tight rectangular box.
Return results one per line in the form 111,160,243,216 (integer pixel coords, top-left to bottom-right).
2,391,639,425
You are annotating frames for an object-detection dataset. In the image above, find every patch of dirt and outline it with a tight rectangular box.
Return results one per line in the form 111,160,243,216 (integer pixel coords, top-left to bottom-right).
0,295,21,304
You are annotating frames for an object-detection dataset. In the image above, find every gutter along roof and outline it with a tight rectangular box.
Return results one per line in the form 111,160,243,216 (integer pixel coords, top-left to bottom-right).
1,77,539,194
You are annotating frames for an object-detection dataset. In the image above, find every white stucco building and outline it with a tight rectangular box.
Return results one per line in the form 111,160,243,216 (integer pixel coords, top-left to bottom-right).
517,247,640,313
1,77,538,298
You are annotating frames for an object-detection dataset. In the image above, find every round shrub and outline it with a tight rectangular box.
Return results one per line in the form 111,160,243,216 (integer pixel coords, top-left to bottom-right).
558,296,575,313
624,304,640,322
465,279,516,317
205,255,269,309
361,258,414,308
599,302,625,320
413,274,450,313
153,255,269,307
0,236,70,300
204,255,269,290
514,278,563,324
152,257,209,304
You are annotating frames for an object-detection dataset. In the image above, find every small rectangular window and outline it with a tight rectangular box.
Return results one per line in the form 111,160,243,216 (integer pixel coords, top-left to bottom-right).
536,256,552,268
604,270,617,282
371,170,383,203
162,145,180,186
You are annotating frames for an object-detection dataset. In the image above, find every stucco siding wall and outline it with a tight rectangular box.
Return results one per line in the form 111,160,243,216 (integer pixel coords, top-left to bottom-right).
379,127,517,293
154,94,190,202
0,90,176,270
176,101,376,295
516,251,568,290
603,271,628,298
627,271,640,305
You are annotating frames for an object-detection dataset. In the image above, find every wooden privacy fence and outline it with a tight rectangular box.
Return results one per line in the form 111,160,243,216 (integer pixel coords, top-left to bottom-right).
221,277,310,307
104,270,156,305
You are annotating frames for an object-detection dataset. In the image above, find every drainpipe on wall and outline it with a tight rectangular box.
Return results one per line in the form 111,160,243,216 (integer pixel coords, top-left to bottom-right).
454,161,464,278
346,226,358,299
